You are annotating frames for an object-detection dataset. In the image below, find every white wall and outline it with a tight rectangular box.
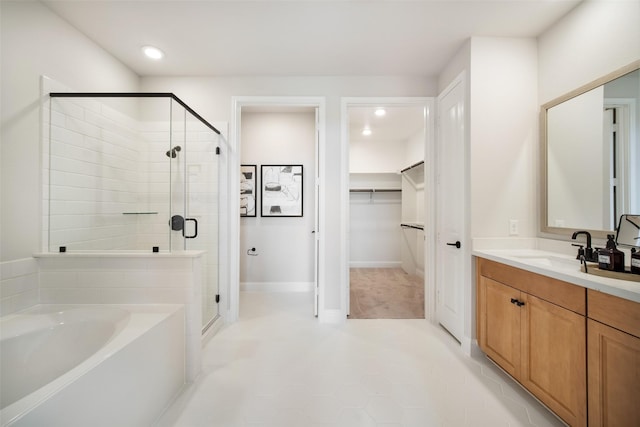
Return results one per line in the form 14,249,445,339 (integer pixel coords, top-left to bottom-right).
349,192,402,268
140,76,436,311
405,128,425,167
538,0,640,104
0,1,140,262
239,112,316,288
350,138,405,173
469,37,539,239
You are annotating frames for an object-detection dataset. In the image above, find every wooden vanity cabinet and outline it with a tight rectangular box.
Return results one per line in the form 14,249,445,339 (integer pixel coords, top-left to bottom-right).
587,290,640,427
477,258,587,427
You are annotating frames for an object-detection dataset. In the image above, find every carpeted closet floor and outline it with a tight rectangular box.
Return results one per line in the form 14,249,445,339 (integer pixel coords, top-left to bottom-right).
349,268,424,319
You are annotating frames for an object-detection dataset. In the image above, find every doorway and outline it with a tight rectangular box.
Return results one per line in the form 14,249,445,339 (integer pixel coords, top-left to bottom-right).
341,98,435,320
228,97,326,323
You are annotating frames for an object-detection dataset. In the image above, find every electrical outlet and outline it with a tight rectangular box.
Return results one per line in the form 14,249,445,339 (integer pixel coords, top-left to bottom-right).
509,219,519,236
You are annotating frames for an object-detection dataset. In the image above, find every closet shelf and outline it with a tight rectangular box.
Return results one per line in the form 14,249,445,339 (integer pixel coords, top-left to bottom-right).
122,212,159,215
401,160,425,188
400,161,424,174
401,222,424,230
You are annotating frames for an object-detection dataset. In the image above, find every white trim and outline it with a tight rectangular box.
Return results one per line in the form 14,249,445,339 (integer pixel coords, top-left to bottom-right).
348,261,402,269
240,282,315,292
202,316,224,346
230,96,326,324
340,97,436,321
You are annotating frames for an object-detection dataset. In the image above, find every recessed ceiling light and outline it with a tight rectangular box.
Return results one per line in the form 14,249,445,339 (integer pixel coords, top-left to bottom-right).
142,46,164,60
362,127,372,136
374,108,386,117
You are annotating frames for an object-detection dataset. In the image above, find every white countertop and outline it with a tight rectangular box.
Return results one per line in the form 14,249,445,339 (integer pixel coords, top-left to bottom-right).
473,248,640,303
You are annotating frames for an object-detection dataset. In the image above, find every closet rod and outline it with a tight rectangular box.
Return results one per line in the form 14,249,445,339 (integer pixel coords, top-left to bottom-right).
349,189,401,193
400,160,425,173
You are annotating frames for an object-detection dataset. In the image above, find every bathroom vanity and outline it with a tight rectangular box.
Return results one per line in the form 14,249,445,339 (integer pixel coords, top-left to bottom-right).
474,250,640,427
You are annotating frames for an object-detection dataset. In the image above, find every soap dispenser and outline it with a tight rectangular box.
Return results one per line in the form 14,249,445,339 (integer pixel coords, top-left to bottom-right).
598,234,625,272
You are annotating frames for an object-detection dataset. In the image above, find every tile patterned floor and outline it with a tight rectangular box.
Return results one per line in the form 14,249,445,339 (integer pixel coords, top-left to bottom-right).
156,292,566,427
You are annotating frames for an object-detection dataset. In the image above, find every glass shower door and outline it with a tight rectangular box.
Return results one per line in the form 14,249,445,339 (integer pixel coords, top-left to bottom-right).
183,109,220,332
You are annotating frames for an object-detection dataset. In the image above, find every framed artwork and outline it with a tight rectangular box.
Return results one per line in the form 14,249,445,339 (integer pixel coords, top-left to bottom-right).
261,165,303,217
240,164,257,217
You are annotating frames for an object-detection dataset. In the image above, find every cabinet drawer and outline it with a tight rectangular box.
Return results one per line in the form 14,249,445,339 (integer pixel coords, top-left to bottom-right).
588,289,640,338
477,259,586,315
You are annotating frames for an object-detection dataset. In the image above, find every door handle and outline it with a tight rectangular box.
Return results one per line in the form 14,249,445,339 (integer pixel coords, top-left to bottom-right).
446,241,461,249
184,218,198,239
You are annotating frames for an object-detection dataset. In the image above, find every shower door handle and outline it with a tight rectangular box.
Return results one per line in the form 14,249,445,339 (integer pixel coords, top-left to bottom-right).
184,218,198,239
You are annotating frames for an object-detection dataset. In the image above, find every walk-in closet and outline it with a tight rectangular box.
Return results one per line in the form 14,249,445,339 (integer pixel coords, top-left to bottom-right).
347,104,426,319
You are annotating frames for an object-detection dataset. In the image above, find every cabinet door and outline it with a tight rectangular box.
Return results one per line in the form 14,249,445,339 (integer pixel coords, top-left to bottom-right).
478,276,521,378
521,293,586,427
588,319,640,427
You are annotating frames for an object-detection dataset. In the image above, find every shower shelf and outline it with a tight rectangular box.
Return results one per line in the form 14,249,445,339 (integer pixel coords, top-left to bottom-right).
122,212,159,215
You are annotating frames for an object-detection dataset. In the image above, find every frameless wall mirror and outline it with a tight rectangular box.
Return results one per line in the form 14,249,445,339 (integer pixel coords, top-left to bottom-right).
541,61,640,239
616,214,640,248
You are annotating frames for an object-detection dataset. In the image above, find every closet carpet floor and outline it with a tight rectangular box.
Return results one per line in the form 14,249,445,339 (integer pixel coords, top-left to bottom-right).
349,268,424,319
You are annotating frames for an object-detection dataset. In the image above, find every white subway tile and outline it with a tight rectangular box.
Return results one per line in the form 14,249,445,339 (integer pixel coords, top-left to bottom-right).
99,287,146,304
147,258,192,271
76,271,125,287
0,295,14,316
146,271,193,288
39,271,78,288
39,288,101,304
1,274,38,298
51,125,84,148
12,289,39,312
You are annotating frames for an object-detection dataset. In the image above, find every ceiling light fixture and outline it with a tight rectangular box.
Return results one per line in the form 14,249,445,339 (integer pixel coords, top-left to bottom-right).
362,127,372,136
142,45,164,60
375,108,386,117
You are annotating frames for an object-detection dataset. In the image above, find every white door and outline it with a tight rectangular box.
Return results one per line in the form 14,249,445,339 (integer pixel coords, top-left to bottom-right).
314,107,320,316
435,76,466,342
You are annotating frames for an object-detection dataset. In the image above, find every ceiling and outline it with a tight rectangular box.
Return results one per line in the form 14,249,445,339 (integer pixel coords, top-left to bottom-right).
349,105,425,143
42,0,581,77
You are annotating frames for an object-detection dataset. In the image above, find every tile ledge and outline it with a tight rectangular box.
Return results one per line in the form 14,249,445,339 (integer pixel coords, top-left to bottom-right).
33,250,206,258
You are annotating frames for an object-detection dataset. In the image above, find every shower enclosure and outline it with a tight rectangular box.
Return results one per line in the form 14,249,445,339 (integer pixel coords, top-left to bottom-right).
46,93,221,331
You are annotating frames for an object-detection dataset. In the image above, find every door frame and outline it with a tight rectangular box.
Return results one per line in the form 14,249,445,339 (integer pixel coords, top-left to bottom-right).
340,97,436,320
227,96,326,323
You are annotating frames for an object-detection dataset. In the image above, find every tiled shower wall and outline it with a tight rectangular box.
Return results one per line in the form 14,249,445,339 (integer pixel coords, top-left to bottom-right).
0,258,39,316
43,94,172,252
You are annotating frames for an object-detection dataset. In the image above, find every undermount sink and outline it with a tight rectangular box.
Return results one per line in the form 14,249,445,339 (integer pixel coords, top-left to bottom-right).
511,254,580,271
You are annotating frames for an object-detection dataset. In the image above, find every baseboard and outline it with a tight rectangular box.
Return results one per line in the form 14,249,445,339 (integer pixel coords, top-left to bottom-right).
349,261,402,268
240,282,314,292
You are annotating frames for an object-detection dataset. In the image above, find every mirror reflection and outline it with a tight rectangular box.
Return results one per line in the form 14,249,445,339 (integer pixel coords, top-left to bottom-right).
545,68,640,233
616,214,640,248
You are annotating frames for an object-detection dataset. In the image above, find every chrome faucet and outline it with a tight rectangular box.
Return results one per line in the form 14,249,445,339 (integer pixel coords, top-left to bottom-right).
571,230,598,262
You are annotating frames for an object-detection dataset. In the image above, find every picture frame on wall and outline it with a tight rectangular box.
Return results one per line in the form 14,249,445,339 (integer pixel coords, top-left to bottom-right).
261,165,303,217
240,164,257,217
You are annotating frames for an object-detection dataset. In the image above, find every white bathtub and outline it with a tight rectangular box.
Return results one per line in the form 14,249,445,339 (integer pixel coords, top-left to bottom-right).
0,304,185,427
